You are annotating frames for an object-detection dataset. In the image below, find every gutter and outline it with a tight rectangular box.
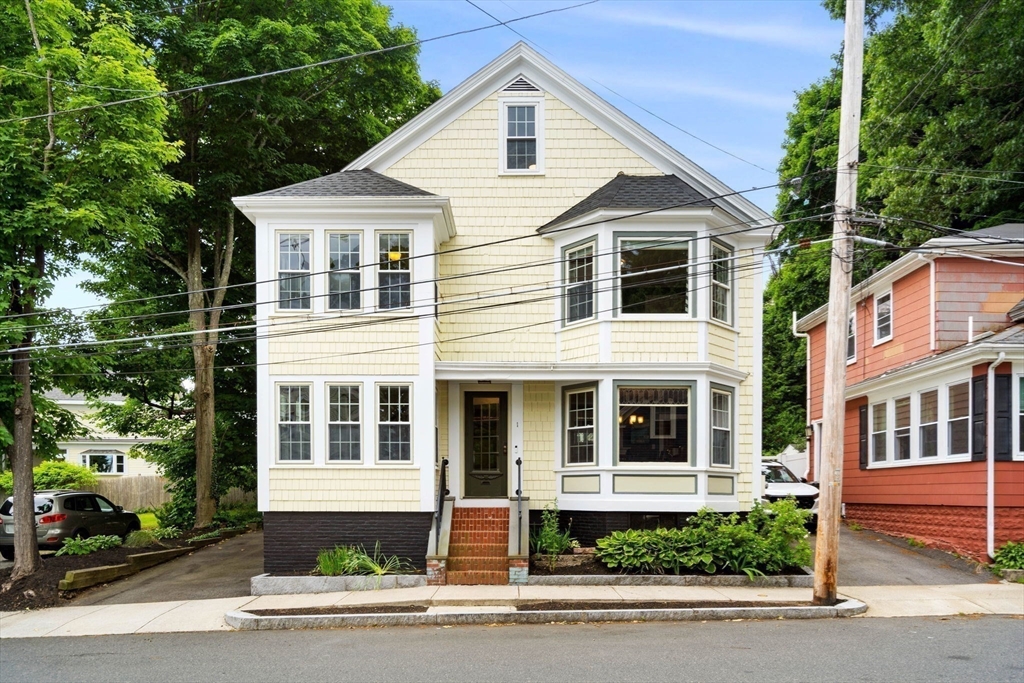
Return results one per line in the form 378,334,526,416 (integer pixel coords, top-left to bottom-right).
987,351,1006,560
792,311,812,480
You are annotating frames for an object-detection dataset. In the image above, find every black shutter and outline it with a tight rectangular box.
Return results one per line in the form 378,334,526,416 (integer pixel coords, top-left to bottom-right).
859,404,868,470
971,375,986,461
994,373,1012,461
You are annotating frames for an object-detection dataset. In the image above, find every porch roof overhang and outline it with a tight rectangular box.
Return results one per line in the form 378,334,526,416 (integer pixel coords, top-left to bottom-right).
434,361,749,383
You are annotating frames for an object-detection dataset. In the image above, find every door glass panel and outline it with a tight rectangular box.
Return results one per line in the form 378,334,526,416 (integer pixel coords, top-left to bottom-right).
472,397,501,472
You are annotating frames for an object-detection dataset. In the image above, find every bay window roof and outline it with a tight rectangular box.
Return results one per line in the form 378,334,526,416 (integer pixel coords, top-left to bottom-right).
251,169,434,198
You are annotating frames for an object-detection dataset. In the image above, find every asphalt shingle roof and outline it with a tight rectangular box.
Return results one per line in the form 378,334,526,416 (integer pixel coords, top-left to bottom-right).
539,174,713,231
251,169,434,198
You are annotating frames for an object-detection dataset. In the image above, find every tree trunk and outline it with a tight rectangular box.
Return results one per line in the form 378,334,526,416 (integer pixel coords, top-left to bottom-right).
8,340,41,583
192,344,217,528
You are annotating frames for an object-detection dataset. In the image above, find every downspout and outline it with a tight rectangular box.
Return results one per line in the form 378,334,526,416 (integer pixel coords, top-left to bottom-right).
987,351,1006,560
792,311,811,479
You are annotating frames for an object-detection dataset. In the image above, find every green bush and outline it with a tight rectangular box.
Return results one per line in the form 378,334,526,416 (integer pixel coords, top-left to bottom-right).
529,502,577,570
315,543,412,577
124,530,163,548
214,502,261,528
151,527,181,540
595,500,811,578
993,541,1024,570
0,460,98,493
55,534,123,556
154,495,195,530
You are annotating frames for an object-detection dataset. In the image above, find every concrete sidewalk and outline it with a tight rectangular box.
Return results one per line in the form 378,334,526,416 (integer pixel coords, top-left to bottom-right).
1,582,1021,638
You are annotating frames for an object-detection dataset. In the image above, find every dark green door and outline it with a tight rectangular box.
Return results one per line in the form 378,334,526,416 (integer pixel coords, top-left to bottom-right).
464,392,508,498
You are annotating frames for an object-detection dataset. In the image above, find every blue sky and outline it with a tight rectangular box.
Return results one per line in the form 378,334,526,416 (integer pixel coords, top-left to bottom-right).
52,0,844,310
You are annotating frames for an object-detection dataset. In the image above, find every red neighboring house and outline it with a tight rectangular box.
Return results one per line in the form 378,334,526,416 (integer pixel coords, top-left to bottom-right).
796,224,1024,561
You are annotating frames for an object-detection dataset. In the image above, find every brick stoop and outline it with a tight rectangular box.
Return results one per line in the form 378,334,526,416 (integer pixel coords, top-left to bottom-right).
446,507,510,585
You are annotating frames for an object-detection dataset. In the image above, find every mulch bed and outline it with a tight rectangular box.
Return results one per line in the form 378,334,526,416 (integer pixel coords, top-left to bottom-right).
250,605,431,616
0,529,229,612
529,554,807,577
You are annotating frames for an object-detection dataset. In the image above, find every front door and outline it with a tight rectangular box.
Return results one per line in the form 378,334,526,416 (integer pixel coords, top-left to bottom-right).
464,392,508,498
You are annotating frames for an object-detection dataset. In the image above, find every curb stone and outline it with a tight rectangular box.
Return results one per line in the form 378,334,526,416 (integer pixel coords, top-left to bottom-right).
224,599,867,631
250,573,427,594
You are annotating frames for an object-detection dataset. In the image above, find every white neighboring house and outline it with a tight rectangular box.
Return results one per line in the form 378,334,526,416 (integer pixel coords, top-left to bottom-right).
45,390,162,477
233,43,775,583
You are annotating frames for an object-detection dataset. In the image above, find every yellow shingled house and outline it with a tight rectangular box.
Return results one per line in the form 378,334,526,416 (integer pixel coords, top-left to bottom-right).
233,44,775,584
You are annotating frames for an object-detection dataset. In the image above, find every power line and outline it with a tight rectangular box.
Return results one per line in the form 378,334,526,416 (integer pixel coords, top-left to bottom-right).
858,164,1024,186
0,1,599,125
0,66,159,94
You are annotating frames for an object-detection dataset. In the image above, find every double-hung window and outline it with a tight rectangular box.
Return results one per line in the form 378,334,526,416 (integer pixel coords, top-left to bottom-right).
378,385,411,461
847,314,856,362
871,402,887,462
619,238,689,315
565,243,595,324
278,385,311,461
947,382,970,455
711,388,733,467
378,233,411,310
328,385,360,461
328,233,360,310
710,243,732,324
565,387,595,465
875,291,892,342
278,233,311,309
919,389,938,458
505,104,537,171
894,396,911,460
618,386,689,464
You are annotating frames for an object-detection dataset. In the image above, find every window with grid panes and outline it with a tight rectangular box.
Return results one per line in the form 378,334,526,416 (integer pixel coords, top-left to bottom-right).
328,233,360,310
947,382,970,455
847,314,856,361
328,385,360,461
565,388,595,465
378,233,410,309
875,292,892,341
711,389,732,466
919,389,938,457
278,234,310,309
871,402,887,462
894,396,911,460
710,243,731,323
505,105,536,170
278,386,311,461
378,386,411,461
565,243,594,324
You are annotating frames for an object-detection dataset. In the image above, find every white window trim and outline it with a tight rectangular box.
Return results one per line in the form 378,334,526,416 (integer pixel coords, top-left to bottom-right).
614,234,694,320
710,386,733,468
325,231,364,312
946,379,971,458
275,231,313,314
498,96,545,175
918,387,939,459
847,312,857,365
873,290,893,345
709,241,733,326
375,382,413,464
870,401,888,463
614,383,695,466
81,451,126,474
1014,374,1023,461
564,385,597,467
893,395,912,461
326,383,363,464
563,240,596,327
375,230,413,313
276,383,313,464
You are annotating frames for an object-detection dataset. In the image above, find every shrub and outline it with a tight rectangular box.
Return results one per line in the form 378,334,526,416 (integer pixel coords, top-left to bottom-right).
315,543,412,577
0,460,98,493
124,530,163,548
190,529,222,542
214,502,261,528
993,541,1024,570
152,527,181,540
154,495,195,530
595,500,811,578
529,502,577,571
56,534,123,556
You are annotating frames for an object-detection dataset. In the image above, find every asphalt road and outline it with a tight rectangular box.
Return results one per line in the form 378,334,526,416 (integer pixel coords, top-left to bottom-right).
72,530,264,605
3,616,1022,682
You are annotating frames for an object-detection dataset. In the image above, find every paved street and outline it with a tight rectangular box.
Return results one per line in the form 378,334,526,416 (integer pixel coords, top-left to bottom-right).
2,615,1022,682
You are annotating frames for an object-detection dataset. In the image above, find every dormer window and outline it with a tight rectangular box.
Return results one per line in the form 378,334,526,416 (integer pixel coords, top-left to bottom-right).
500,98,544,174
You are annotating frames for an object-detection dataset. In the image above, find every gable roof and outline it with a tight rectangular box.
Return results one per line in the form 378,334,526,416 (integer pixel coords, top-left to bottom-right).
345,42,774,234
250,169,433,198
539,174,713,232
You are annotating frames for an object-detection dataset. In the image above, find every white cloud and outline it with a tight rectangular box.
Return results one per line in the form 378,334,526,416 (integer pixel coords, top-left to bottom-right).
591,6,841,53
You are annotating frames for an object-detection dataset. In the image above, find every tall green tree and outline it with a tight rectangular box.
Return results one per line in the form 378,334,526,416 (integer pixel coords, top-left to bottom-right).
762,0,1024,456
86,0,441,526
0,0,182,582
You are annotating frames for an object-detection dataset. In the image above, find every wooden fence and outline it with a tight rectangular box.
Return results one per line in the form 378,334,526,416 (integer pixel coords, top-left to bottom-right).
86,476,171,511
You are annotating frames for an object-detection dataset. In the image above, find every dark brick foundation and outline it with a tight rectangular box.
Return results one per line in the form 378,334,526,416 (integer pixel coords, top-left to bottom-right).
263,511,432,574
533,510,698,547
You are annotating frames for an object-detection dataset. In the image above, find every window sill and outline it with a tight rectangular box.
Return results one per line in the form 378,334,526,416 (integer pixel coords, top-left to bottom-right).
561,317,599,331
846,358,857,366
872,336,893,347
499,170,545,177
373,461,417,467
867,455,971,469
273,460,315,466
614,314,696,322
707,318,737,334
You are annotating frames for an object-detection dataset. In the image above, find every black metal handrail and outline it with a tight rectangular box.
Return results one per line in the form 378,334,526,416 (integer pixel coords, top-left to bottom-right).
434,458,449,552
515,456,523,556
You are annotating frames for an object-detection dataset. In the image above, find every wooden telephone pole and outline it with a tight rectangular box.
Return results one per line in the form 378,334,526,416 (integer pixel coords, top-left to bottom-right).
813,0,865,606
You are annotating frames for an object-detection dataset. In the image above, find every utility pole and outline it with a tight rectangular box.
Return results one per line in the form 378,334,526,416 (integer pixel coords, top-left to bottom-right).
813,0,865,606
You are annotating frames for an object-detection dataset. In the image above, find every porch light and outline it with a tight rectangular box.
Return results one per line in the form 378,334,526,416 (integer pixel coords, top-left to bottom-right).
638,415,644,424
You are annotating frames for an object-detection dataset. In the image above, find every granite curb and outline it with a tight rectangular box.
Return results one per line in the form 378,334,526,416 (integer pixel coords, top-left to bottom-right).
224,599,867,630
250,573,427,594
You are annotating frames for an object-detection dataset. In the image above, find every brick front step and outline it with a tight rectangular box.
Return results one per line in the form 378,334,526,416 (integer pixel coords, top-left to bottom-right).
446,570,508,585
447,556,509,572
447,543,508,558
449,530,507,545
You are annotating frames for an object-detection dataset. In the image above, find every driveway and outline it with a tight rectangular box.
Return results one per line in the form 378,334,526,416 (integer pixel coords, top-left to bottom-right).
71,530,264,606
811,526,993,586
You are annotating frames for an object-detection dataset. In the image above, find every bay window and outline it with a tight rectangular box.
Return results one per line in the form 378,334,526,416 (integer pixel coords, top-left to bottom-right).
378,233,411,310
565,243,595,324
565,387,595,465
617,386,689,463
328,233,361,310
710,243,731,324
711,388,733,467
278,233,311,309
619,238,689,315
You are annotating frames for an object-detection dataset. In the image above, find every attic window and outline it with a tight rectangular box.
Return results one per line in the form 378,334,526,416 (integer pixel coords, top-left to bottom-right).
500,99,544,174
503,76,540,92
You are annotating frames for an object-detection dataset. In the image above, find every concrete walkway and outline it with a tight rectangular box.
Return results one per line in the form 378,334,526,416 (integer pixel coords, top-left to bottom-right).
2,582,1021,638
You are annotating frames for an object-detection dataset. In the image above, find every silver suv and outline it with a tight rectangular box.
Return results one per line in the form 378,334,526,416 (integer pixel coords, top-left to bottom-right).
0,490,141,560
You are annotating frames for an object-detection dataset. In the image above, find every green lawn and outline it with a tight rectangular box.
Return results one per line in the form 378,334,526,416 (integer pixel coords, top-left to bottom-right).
138,512,158,530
